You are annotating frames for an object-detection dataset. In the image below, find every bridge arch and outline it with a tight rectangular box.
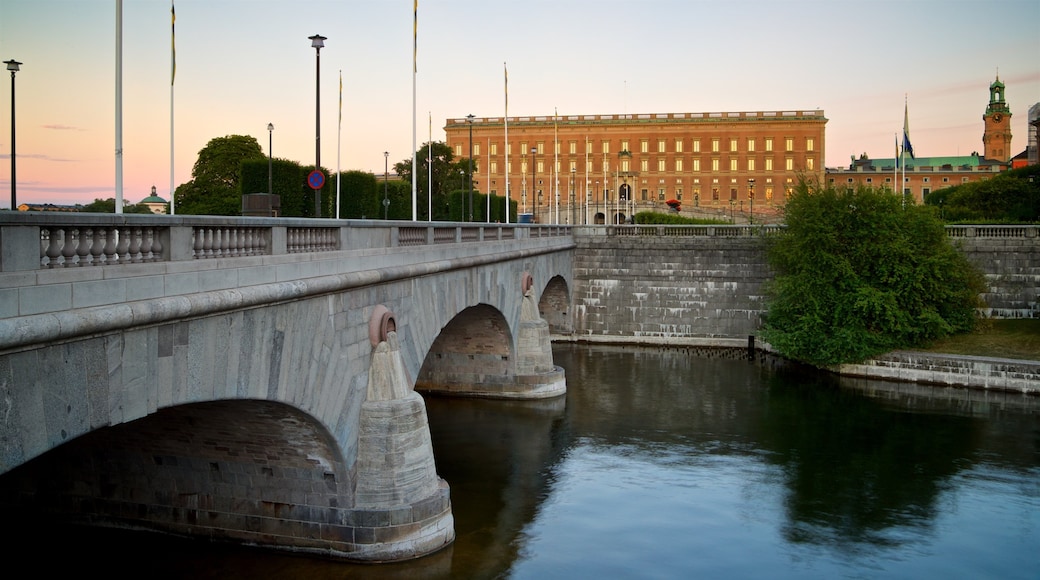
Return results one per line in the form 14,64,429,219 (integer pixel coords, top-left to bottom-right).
539,274,572,335
0,399,361,554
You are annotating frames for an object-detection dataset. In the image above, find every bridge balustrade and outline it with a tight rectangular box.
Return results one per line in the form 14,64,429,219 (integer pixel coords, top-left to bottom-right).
0,214,573,272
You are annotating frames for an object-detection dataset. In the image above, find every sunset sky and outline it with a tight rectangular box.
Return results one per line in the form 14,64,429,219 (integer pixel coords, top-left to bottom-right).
1,0,1038,209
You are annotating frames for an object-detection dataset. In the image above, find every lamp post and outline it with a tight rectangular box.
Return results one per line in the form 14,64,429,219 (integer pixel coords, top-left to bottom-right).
309,34,326,217
570,168,576,225
466,114,474,222
267,123,274,195
748,178,755,225
4,59,20,210
530,146,537,222
383,151,389,220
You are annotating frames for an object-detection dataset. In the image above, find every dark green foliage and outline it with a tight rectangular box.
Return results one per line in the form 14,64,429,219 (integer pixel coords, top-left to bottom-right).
337,170,380,219
79,198,154,214
762,184,987,367
175,135,264,215
925,165,1040,223
633,211,729,225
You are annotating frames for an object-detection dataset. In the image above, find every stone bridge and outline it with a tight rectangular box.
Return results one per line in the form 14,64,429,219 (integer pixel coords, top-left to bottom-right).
0,213,573,561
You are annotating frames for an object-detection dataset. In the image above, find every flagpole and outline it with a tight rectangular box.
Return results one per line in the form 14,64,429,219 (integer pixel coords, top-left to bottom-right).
553,107,559,224
486,137,491,222
411,0,418,221
504,62,509,223
170,1,175,215
336,69,342,219
428,111,432,221
115,0,123,214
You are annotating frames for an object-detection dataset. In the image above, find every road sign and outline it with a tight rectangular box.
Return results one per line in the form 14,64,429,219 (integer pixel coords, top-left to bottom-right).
307,170,325,190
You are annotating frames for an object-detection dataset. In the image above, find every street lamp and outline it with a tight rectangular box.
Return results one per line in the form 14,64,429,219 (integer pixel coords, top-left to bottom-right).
466,114,475,222
570,168,576,225
748,178,755,225
383,151,389,219
309,34,326,217
267,123,274,195
5,59,21,210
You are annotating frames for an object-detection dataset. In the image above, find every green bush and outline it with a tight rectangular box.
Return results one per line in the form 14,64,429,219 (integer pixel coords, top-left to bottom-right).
761,183,987,367
634,211,729,225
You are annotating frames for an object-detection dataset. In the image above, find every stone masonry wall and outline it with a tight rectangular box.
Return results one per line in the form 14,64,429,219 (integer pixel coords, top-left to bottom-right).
571,233,772,340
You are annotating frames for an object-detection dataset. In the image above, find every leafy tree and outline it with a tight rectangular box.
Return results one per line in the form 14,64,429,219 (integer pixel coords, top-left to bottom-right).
925,166,1040,223
175,135,264,215
762,183,986,367
394,141,470,221
79,198,154,214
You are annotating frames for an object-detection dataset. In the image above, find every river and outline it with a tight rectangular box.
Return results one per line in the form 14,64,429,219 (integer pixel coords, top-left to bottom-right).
5,343,1039,579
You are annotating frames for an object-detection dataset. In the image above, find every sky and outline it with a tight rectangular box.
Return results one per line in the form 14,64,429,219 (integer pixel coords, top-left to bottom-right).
0,0,1038,208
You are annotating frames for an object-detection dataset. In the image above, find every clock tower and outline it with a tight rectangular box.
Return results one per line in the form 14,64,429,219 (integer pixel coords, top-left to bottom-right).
982,74,1012,161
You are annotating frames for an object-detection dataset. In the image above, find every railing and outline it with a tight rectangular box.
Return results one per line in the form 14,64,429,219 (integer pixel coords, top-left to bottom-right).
0,214,573,272
580,224,1037,239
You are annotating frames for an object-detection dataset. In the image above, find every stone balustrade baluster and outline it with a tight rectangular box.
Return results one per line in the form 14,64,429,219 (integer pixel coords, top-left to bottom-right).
116,227,131,264
192,227,204,259
220,227,231,257
61,228,79,266
43,228,63,268
128,228,143,263
148,227,163,262
104,227,119,264
76,228,94,266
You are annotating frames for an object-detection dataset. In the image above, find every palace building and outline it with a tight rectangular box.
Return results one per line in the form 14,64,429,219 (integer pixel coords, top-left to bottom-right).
444,76,1026,223
443,110,827,224
827,75,1015,203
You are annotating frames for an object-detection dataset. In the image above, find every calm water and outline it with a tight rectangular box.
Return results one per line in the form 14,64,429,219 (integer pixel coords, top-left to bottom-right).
8,344,1040,579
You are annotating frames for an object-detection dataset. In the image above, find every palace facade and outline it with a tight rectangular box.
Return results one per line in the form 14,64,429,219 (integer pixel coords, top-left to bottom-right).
443,110,827,224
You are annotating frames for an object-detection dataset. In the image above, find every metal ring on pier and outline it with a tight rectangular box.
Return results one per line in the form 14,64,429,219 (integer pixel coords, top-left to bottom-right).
369,304,397,346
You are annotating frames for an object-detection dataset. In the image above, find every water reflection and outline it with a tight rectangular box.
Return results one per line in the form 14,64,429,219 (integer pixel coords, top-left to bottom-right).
1,344,1037,579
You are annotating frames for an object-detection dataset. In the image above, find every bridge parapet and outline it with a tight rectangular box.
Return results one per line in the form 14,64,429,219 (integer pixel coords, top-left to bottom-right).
0,213,571,272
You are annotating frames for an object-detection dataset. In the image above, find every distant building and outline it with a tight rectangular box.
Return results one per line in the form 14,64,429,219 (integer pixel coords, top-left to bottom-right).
140,185,168,214
827,75,1015,203
443,110,827,224
16,203,80,212
1026,102,1039,167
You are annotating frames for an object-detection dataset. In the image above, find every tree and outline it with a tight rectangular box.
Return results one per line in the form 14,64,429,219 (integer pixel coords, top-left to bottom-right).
175,135,264,215
761,183,986,367
393,141,469,221
79,198,154,214
925,165,1040,223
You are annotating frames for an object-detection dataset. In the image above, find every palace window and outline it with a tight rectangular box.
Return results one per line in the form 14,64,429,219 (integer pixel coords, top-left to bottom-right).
675,158,684,172
712,158,720,171
569,141,577,154
712,138,720,153
641,159,649,172
693,139,701,153
491,161,498,173
675,139,684,153
658,188,666,200
806,138,815,152
730,138,738,152
537,142,545,154
785,158,794,171
693,159,701,172
474,143,480,156
658,159,666,172
622,159,630,172
765,158,773,171
730,159,738,171
621,140,630,152
639,140,648,153
602,141,610,154
806,158,814,170
747,159,755,171
658,139,666,153
765,138,774,152
747,138,755,152
785,138,794,152
491,143,498,155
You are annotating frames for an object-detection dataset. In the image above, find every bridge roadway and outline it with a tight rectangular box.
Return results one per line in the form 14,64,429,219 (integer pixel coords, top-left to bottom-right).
0,213,573,561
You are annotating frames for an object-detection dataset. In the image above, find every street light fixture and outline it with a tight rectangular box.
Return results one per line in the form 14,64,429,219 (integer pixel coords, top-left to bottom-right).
466,114,475,222
309,34,326,218
267,123,274,195
383,151,390,220
5,59,21,211
748,178,755,225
